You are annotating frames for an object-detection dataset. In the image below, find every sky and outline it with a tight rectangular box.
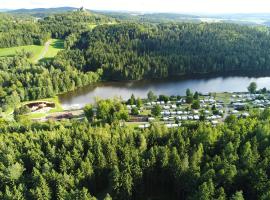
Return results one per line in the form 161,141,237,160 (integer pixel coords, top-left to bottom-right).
1,0,270,14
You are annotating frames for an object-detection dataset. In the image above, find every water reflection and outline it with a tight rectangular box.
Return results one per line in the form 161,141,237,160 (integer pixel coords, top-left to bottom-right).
59,74,270,109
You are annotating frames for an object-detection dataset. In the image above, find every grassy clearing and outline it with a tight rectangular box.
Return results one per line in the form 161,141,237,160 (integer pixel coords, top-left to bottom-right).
26,113,47,119
0,45,44,61
88,24,97,29
44,39,64,58
215,92,232,104
0,39,64,62
140,109,151,116
125,122,149,129
88,22,117,30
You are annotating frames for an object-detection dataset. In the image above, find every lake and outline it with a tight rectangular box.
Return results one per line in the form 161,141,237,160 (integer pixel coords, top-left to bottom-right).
59,74,270,109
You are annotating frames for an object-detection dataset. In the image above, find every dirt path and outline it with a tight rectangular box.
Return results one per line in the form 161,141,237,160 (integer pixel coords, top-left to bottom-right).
222,105,230,122
35,40,51,62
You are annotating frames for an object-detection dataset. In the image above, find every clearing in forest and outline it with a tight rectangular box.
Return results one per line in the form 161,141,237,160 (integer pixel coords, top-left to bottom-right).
0,39,64,62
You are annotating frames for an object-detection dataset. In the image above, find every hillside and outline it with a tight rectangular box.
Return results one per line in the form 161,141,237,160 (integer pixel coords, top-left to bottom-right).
0,10,115,48
39,10,115,39
0,13,49,48
7,7,78,17
98,11,200,23
67,23,270,80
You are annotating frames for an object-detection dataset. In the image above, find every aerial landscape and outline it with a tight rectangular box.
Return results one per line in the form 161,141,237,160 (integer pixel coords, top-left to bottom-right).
2,0,270,199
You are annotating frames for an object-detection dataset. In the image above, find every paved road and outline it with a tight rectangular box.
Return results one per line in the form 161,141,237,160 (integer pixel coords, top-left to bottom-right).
35,40,51,62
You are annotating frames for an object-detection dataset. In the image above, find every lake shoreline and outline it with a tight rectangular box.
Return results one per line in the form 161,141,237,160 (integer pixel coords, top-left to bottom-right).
58,72,270,109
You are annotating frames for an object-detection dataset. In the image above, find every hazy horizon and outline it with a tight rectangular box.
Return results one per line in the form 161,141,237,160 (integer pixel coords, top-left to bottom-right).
1,0,270,14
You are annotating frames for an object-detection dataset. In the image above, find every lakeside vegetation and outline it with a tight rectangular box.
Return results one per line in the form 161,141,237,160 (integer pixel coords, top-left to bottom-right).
0,52,101,113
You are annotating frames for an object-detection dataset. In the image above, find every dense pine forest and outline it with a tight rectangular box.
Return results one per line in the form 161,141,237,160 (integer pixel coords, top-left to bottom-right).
0,11,113,48
1,110,270,199
39,11,114,39
0,14,49,48
73,23,270,80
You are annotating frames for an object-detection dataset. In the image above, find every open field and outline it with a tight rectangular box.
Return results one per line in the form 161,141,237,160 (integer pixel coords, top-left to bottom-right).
0,45,44,61
43,39,64,58
0,39,64,62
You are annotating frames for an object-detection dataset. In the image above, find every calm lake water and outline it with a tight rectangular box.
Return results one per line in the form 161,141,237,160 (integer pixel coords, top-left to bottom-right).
59,74,270,109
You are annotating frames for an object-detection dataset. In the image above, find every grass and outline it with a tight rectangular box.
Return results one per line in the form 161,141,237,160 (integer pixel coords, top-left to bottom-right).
140,109,151,116
20,96,63,118
26,113,47,119
44,39,64,58
22,96,63,113
0,45,44,62
215,92,232,104
88,24,97,29
88,21,117,30
125,122,145,129
1,96,63,121
0,39,64,62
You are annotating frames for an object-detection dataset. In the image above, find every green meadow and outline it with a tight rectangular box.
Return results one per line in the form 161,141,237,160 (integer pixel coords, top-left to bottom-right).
44,39,65,58
0,39,64,62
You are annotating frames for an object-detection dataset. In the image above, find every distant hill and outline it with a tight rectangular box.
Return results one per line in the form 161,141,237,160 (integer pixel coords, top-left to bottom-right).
5,8,270,26
0,9,12,12
96,11,201,23
7,7,78,17
95,11,270,25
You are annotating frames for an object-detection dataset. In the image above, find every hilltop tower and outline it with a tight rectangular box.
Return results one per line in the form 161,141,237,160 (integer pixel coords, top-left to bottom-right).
79,6,86,11
79,0,86,11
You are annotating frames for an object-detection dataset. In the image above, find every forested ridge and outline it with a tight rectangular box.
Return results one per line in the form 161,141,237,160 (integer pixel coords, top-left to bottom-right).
70,23,270,80
1,110,270,199
0,14,50,48
0,11,113,48
39,11,114,39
